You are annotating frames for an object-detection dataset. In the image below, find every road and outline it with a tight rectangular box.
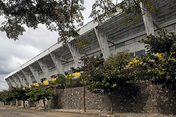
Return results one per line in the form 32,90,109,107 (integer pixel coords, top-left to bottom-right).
0,106,102,117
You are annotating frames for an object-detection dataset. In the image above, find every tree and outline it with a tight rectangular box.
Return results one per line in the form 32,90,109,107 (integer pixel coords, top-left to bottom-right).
118,0,156,23
133,29,176,91
26,84,56,109
0,91,3,102
78,51,137,114
0,90,13,105
8,86,30,107
0,0,154,42
0,91,8,104
55,74,66,88
0,0,85,41
8,86,21,106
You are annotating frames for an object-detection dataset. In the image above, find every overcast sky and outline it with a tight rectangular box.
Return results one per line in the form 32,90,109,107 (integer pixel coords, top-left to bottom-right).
0,0,121,91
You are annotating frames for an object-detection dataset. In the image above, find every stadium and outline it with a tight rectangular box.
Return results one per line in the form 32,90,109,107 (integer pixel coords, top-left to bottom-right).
4,0,176,88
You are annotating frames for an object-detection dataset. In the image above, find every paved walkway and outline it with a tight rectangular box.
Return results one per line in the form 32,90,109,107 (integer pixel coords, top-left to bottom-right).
40,108,175,117
1,106,176,117
0,106,103,117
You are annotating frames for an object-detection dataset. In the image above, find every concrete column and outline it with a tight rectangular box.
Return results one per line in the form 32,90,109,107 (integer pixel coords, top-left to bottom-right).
14,74,23,87
5,78,12,87
22,70,33,85
38,61,51,81
29,66,41,83
9,77,16,87
67,43,83,68
140,2,155,36
94,27,110,59
16,73,27,87
12,76,20,87
50,53,65,75
15,73,23,86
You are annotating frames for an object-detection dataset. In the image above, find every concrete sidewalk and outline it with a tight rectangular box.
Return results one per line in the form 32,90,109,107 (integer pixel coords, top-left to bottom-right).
49,108,175,117
3,106,176,117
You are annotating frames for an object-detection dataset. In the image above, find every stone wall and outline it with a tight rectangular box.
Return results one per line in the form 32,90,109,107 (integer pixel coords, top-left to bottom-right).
1,82,175,114
45,81,176,114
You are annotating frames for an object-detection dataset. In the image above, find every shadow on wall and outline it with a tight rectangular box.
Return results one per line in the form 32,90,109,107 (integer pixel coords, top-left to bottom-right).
155,86,176,115
47,88,61,109
111,81,176,114
42,82,176,114
111,82,150,113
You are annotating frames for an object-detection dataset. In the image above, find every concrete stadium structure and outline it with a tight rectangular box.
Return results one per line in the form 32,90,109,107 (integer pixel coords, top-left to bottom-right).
4,0,176,87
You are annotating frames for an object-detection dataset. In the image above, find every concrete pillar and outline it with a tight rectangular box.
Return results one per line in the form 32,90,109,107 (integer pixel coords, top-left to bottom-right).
15,73,23,86
16,73,27,87
22,70,33,85
9,77,16,87
67,43,83,68
14,74,22,87
12,76,20,87
5,78,12,87
140,2,155,36
94,27,110,59
29,66,41,83
38,61,52,81
50,53,64,75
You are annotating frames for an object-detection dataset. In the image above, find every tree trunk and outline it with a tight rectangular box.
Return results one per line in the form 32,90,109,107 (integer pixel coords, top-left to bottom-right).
23,100,25,108
64,84,66,89
43,100,46,109
16,100,19,107
109,93,113,114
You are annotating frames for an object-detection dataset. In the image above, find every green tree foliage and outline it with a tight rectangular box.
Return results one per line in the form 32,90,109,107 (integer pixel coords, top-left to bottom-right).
26,84,56,109
90,0,156,24
55,74,66,88
0,90,12,103
78,51,136,114
119,0,156,23
133,29,176,90
0,0,85,41
0,0,155,42
8,86,29,107
90,0,117,23
55,74,80,88
0,93,1,102
0,91,3,102
70,38,92,49
0,90,14,106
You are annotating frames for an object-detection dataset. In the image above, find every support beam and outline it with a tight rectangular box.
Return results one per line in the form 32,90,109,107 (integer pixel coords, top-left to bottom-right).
38,61,52,81
22,70,33,85
16,73,26,87
67,43,83,68
140,2,155,36
5,78,13,87
60,58,69,63
153,21,160,30
107,39,116,45
94,27,110,59
9,76,17,87
9,78,15,87
49,53,65,75
12,76,19,87
14,74,22,87
29,66,41,83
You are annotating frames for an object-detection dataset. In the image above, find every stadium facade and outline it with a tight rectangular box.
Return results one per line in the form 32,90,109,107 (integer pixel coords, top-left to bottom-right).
4,0,176,87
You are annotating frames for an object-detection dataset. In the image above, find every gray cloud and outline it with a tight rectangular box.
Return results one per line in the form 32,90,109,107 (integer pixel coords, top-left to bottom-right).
0,74,9,91
0,18,58,91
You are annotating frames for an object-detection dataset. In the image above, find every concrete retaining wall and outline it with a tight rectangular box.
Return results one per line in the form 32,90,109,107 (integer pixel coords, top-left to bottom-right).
1,82,176,114
44,82,176,114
